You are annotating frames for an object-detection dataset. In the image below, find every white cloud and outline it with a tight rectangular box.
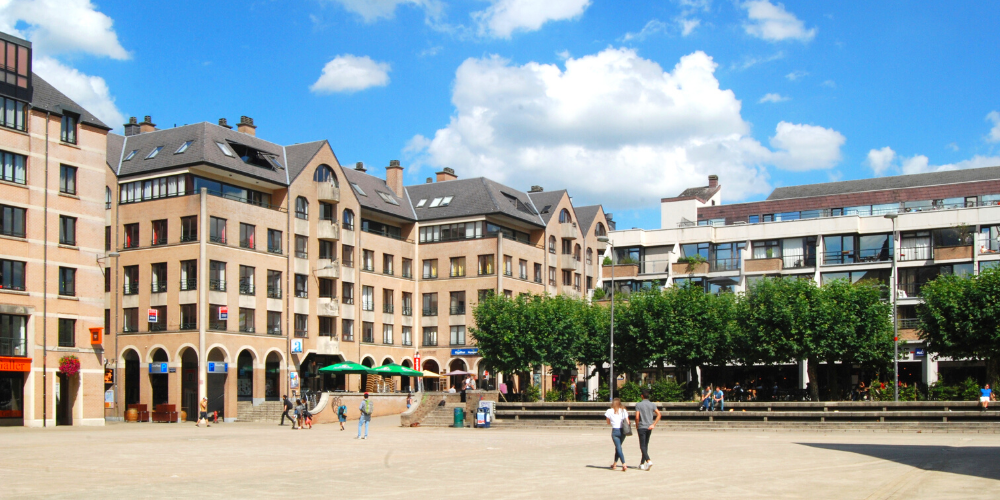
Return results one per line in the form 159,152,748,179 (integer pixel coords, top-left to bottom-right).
734,51,784,70
900,155,1000,175
785,70,808,81
310,55,390,93
419,45,443,57
621,19,668,42
33,57,124,127
946,142,959,152
987,111,1000,143
407,48,846,208
473,0,591,38
821,79,836,88
0,0,128,59
769,121,845,171
742,0,816,42
865,146,896,176
679,18,701,36
325,0,442,23
758,93,789,103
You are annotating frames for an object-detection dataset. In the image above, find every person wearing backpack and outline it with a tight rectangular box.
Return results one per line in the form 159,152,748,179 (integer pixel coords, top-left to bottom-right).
337,403,347,431
357,392,373,439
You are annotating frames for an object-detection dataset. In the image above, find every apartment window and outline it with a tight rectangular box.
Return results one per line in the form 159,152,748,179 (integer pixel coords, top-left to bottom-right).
319,240,335,259
383,289,394,313
295,196,309,220
342,209,355,230
122,266,138,295
504,255,513,276
267,270,282,298
519,259,528,280
123,223,139,249
180,304,197,330
549,267,556,286
562,270,572,286
210,217,227,244
295,274,308,298
58,267,75,296
60,114,78,144
478,289,493,302
267,229,282,254
0,313,27,356
122,308,139,333
105,268,110,292
342,245,354,267
422,327,438,347
362,322,374,343
450,257,466,277
181,216,198,242
1,205,25,237
148,305,167,332
382,324,393,345
239,265,255,295
59,164,77,194
422,293,438,316
105,226,111,251
210,305,227,331
362,250,375,271
342,319,354,342
402,326,412,346
562,239,572,255
0,150,26,184
319,278,335,298
587,276,593,291
504,289,512,298
362,285,374,311
57,319,75,347
586,248,594,265
59,216,76,246
574,273,581,291
423,259,438,279
106,186,112,209
295,235,308,259
267,312,281,335
0,259,25,290
0,97,26,132
151,263,167,293
239,308,255,333
402,292,413,316
450,291,466,315
210,261,226,291
383,254,394,275
240,223,255,249
478,255,495,275
402,258,413,278
151,219,167,246
574,244,581,261
295,314,308,338
180,260,197,291
319,202,334,221
319,317,335,337
450,325,466,346
342,282,354,304
549,236,556,254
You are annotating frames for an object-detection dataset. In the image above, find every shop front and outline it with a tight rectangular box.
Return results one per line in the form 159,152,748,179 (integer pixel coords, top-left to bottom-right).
0,356,30,426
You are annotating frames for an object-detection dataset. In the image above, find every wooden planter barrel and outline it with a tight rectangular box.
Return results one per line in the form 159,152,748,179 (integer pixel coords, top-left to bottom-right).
126,408,138,422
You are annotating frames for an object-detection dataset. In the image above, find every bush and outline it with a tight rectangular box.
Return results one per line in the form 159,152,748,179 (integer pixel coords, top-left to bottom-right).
650,378,685,402
523,384,540,402
618,381,642,402
545,389,564,402
592,288,606,300
597,383,610,402
929,377,981,401
603,256,612,266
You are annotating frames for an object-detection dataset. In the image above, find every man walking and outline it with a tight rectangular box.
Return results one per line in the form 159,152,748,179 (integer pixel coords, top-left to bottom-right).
635,389,661,471
280,395,294,426
357,392,373,439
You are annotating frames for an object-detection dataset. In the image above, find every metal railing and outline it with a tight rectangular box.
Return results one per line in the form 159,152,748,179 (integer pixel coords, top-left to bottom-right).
422,337,438,347
362,331,374,343
267,286,282,299
402,306,412,316
295,251,308,259
148,323,166,332
267,245,282,255
709,258,740,272
151,237,167,246
180,278,197,291
783,256,816,269
897,318,921,329
267,326,282,336
239,281,255,295
240,240,255,250
210,234,226,244
209,279,226,292
450,305,466,315
383,304,394,314
823,248,893,265
0,337,26,356
180,233,197,243
342,296,354,305
423,307,438,316
295,330,308,338
240,326,255,333
897,282,926,298
978,233,1000,254
209,322,227,331
205,190,286,212
899,244,932,262
150,282,167,293
123,283,139,295
179,322,197,331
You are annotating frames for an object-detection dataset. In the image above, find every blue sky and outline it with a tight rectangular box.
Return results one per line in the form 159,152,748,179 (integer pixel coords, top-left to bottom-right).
5,1,999,230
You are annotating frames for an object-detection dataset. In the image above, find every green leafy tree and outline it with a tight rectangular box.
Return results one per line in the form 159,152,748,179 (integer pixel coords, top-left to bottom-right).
470,293,541,376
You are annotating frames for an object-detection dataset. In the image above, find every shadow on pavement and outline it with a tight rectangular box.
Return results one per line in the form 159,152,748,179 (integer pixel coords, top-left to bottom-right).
799,443,1000,481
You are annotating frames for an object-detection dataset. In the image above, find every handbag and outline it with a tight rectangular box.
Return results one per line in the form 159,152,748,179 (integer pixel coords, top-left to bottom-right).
620,409,633,436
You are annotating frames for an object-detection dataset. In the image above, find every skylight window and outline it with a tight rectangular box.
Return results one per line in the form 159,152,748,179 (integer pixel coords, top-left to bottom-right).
429,197,443,208
377,191,400,206
145,146,163,159
175,140,193,154
123,149,138,161
440,196,453,207
415,199,427,208
216,141,234,157
351,182,367,196
502,192,538,215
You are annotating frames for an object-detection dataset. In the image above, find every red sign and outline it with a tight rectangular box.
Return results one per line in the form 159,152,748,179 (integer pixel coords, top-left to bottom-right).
414,353,421,371
0,356,31,372
90,327,103,345
218,306,228,320
148,309,159,323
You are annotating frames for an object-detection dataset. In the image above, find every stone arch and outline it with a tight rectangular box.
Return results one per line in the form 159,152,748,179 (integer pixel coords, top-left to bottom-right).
264,350,283,400
263,348,285,364
237,348,256,402
179,346,198,421
174,342,198,362
145,345,170,363
148,347,169,406
313,164,339,187
237,345,262,367
559,208,572,223
206,343,231,363
421,358,441,392
381,356,394,366
206,346,228,415
121,347,141,406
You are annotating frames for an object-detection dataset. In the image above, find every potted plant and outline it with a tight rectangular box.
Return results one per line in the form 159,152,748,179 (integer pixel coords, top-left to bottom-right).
59,355,80,377
675,254,708,273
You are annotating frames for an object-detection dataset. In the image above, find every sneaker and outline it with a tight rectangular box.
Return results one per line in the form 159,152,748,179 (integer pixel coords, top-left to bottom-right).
645,461,653,471
363,436,368,440
639,464,648,471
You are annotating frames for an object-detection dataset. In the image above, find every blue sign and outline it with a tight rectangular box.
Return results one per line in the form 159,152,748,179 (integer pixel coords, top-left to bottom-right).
915,348,925,356
291,339,303,354
148,362,168,374
207,362,228,374
451,348,479,356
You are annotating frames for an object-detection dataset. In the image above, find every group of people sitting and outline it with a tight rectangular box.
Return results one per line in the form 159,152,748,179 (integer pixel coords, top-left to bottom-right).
699,385,727,411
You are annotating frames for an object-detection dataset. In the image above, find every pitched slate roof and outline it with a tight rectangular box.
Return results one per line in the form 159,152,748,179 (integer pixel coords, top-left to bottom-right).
286,140,330,183
574,204,602,233
112,122,289,185
527,190,567,224
406,177,545,228
30,73,110,130
341,166,416,221
767,165,1000,201
106,133,125,168
662,184,721,203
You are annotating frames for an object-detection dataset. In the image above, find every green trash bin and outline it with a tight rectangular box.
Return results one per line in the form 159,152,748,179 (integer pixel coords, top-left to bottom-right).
453,407,465,428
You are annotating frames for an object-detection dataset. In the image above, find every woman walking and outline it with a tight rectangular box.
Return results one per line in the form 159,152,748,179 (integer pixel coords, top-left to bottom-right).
605,398,631,472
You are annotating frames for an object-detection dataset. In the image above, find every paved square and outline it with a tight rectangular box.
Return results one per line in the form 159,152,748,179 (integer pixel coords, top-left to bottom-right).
3,418,998,499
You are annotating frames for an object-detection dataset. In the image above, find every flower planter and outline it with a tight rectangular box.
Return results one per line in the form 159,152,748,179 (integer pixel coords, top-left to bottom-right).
602,264,639,278
935,245,972,261
744,258,783,273
670,261,709,275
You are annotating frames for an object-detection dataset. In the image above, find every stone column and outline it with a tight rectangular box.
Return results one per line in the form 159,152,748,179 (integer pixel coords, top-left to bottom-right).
922,352,938,386
798,359,809,390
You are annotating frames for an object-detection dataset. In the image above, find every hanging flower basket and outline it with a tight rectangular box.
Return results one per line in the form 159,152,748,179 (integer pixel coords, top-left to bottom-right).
59,355,81,377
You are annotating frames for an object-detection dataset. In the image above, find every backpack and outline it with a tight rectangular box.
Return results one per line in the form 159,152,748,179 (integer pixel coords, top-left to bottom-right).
337,405,346,416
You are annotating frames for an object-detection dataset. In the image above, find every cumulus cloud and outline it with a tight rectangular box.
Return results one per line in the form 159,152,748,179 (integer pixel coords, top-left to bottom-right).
407,48,845,208
33,57,124,127
0,0,129,59
310,55,390,93
865,146,896,176
987,111,1000,143
758,93,788,103
621,19,668,42
742,0,816,42
785,70,808,81
325,0,442,23
473,0,591,38
901,155,1000,175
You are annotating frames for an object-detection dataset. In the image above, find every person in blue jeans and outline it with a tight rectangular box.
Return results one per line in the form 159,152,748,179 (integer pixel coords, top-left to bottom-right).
700,385,713,411
713,386,725,411
604,398,630,472
357,392,373,439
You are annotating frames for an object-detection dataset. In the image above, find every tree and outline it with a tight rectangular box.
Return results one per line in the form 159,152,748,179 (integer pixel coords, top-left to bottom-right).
470,293,540,376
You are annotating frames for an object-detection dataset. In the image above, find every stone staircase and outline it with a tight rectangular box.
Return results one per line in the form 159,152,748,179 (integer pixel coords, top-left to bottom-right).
237,401,286,423
419,403,467,428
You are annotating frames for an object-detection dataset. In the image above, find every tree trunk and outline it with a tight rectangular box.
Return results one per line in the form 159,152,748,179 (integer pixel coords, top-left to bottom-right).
987,357,1000,389
807,360,821,401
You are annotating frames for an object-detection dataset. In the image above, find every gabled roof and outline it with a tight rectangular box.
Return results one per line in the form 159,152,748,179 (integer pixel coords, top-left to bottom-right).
31,73,110,130
341,167,416,221
574,204,603,233
663,185,721,203
767,165,1000,201
106,133,125,169
527,190,567,224
286,140,330,183
114,122,289,186
405,177,545,228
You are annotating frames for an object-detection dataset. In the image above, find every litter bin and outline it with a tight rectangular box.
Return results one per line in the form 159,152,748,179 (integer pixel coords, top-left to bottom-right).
453,407,465,428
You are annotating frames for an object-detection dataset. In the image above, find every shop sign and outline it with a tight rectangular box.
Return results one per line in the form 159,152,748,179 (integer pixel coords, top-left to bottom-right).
451,348,478,356
218,306,228,321
289,371,299,389
148,362,168,374
147,309,159,323
915,348,925,356
414,353,421,371
104,369,114,384
291,339,303,354
207,362,228,374
0,356,31,372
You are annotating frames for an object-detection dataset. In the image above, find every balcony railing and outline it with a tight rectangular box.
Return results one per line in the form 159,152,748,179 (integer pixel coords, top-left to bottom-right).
897,318,921,330
402,306,412,316
209,322,227,331
179,322,197,331
239,281,255,295
899,244,932,262
180,278,197,291
362,332,374,343
268,245,282,255
978,233,1000,254
151,237,167,246
180,233,197,243
210,234,226,244
823,248,893,265
783,255,816,269
709,258,740,272
148,323,166,332
342,296,354,305
422,338,438,347
240,240,254,250
267,286,282,299
123,283,139,295
296,251,308,259
150,282,166,293
267,326,282,336
209,279,226,292
383,304,394,314
423,307,438,316
240,326,255,333
450,305,466,315
0,337,26,356
897,282,926,298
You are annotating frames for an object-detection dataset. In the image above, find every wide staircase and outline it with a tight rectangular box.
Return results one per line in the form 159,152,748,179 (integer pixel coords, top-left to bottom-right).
237,401,285,423
419,402,467,428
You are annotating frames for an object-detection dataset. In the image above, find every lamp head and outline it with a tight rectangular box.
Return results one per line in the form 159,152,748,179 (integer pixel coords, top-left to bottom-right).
883,214,898,220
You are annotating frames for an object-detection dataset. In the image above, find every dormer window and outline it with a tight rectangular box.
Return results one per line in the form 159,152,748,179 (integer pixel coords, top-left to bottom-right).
175,141,193,154
60,113,78,144
429,197,443,207
416,199,427,208
351,182,367,197
225,141,284,170
377,191,399,206
145,146,163,159
216,141,234,157
123,149,138,161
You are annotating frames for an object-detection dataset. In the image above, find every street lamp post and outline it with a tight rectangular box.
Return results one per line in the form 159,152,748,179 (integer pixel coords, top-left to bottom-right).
598,236,614,402
885,213,899,402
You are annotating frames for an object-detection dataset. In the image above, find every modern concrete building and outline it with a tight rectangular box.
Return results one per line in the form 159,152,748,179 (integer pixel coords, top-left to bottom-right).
0,32,112,426
605,169,1000,388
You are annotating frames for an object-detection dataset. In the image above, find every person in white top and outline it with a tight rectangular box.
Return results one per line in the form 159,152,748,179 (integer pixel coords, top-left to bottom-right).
604,398,631,472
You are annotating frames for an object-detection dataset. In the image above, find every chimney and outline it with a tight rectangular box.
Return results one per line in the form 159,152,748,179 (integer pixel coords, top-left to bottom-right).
139,115,156,134
708,175,719,188
426,177,433,184
123,117,140,137
237,116,256,136
355,162,366,172
529,185,544,193
218,118,232,129
385,159,403,195
436,167,457,182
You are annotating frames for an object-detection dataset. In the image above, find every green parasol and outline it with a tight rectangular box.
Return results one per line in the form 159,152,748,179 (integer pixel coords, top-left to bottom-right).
318,361,375,374
370,363,423,377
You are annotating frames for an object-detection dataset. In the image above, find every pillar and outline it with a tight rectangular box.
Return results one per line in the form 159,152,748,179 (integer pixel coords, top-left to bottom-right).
168,362,182,418
798,359,809,390
922,352,938,386
224,363,237,422
253,358,266,404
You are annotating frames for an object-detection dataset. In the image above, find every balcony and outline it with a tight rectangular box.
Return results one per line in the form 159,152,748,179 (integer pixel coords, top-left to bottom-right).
449,305,466,315
0,337,26,357
935,245,973,261
209,279,226,292
897,282,925,299
267,286,282,299
823,248,893,266
709,258,740,273
559,221,577,239
423,308,438,317
559,254,577,270
318,297,339,316
317,183,340,203
123,283,139,295
150,282,167,293
744,258,783,273
670,261,709,275
978,233,1000,255
897,318,921,330
899,243,932,262
317,220,340,240
315,259,340,279
239,281,255,295
602,263,640,279
180,279,197,291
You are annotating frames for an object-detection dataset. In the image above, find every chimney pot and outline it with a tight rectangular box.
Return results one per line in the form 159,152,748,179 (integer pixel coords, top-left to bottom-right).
426,177,433,183
708,175,719,188
218,118,231,129
128,117,137,124
355,162,366,172
436,167,458,182
138,115,157,134
529,185,544,193
236,116,256,136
